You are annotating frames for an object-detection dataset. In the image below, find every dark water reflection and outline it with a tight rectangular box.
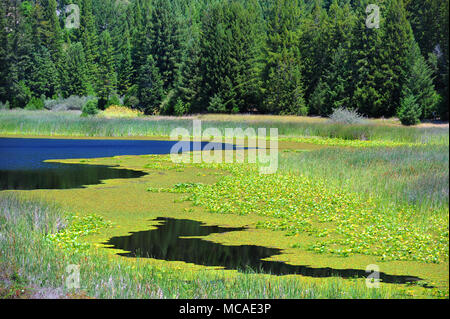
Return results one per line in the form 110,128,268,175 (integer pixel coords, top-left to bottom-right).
0,138,235,190
0,164,146,190
104,217,423,284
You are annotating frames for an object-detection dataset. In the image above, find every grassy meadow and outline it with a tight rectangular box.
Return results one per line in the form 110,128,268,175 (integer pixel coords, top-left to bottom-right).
0,109,448,299
1,110,448,146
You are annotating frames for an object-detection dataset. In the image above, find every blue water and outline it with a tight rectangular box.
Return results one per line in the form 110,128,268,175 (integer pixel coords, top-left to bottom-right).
0,138,233,190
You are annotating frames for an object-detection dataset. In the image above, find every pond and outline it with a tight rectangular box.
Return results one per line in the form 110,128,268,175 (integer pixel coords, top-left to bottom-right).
0,138,233,190
104,217,423,284
1,137,424,285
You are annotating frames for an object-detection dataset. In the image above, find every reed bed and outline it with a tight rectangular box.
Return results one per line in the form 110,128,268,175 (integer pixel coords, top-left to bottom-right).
1,110,448,145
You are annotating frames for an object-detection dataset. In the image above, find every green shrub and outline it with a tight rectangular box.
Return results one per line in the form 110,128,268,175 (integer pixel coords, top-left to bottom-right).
207,94,227,113
106,94,121,108
174,98,190,116
12,81,33,109
81,99,99,117
124,95,139,109
293,104,309,117
159,90,175,115
398,95,421,126
24,96,45,110
124,85,140,109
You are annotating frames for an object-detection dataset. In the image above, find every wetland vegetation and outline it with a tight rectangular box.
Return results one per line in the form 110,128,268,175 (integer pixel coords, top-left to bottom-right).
0,111,448,299
0,0,449,301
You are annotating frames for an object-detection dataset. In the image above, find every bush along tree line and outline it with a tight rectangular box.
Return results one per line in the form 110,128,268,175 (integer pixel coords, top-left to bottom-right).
0,0,448,124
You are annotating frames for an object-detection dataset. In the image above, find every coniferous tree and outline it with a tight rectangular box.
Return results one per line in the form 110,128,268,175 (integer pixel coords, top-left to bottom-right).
117,23,134,96
380,0,414,115
172,34,203,114
310,45,352,115
0,1,9,103
61,42,89,97
327,0,356,56
131,0,152,83
406,0,443,56
149,0,182,91
168,1,205,114
8,3,35,108
262,0,307,115
350,0,414,117
309,1,356,115
97,30,117,109
397,93,421,125
199,0,262,113
350,0,387,117
80,0,99,89
402,41,440,119
42,0,63,64
137,55,164,114
299,0,332,101
28,46,60,98
0,0,446,119
31,1,46,48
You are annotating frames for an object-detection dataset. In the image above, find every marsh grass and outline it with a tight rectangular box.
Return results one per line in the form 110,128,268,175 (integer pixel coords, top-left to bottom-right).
0,194,418,299
1,110,448,145
279,145,449,213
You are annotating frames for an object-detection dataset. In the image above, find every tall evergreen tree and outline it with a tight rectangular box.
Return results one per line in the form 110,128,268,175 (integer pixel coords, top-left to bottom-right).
137,55,164,114
42,0,63,64
131,0,152,83
0,0,446,119
80,0,99,88
380,0,414,115
406,0,443,56
8,2,35,107
149,0,182,91
117,23,134,96
310,44,352,115
0,1,9,103
299,0,332,101
349,0,412,117
61,42,89,97
172,32,203,114
262,0,306,115
309,0,356,115
97,30,117,109
402,41,440,119
199,0,262,113
28,46,60,98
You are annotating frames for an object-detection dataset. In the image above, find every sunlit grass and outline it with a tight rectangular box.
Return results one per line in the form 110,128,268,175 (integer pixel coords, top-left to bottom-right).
279,145,449,211
98,105,144,118
1,110,448,146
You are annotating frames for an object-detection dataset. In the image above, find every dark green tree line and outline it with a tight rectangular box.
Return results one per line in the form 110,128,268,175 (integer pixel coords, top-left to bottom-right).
0,0,447,122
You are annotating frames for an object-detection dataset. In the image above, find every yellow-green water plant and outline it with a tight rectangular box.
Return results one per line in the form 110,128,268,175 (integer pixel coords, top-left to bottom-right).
2,194,429,299
150,159,448,264
279,136,448,148
45,213,111,253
